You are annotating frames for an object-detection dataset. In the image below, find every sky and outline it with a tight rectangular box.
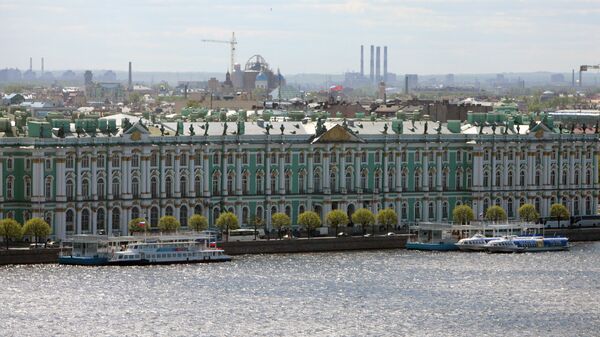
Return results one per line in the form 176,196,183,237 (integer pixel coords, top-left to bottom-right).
1,0,599,75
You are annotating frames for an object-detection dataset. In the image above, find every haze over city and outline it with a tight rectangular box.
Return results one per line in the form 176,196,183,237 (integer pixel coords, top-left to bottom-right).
1,0,599,74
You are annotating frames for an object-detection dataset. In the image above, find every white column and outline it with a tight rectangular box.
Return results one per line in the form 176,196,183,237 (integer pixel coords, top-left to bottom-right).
354,148,361,192
307,152,314,193
395,149,402,192
265,150,271,195
160,149,166,198
423,148,429,191
436,150,442,191
383,146,389,193
203,149,210,197
189,148,196,196
323,149,331,194
174,149,181,196
278,152,285,194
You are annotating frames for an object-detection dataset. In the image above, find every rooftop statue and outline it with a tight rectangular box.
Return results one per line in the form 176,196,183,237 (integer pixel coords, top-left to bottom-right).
280,124,285,135
222,123,228,136
204,122,209,136
189,124,195,136
423,121,428,134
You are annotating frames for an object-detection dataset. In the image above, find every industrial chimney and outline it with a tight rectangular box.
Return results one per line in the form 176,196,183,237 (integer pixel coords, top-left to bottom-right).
376,46,381,82
383,46,388,82
360,45,364,77
370,45,374,83
41,57,44,75
128,61,132,91
29,57,32,71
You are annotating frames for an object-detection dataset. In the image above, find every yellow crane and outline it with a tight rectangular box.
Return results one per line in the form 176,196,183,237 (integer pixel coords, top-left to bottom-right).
202,32,237,73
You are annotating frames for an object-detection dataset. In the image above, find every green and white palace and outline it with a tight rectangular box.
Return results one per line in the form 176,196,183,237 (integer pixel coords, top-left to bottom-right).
1,114,598,240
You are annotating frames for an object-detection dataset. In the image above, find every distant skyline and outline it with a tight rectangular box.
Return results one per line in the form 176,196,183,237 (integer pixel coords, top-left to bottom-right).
1,0,599,75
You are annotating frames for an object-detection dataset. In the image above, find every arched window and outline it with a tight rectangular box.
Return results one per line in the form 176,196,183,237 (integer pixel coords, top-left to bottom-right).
574,170,580,185
256,206,264,222
428,171,434,188
256,174,264,194
519,170,526,186
298,171,306,193
242,175,248,194
165,176,173,197
242,207,249,225
346,172,353,192
97,208,105,232
81,209,90,233
212,208,220,223
132,177,140,198
194,204,203,215
212,172,220,195
66,209,75,233
573,198,579,216
180,176,187,197
388,170,394,189
456,170,462,190
45,177,52,199
585,196,592,215
97,178,105,199
112,178,120,198
401,171,407,191
227,174,234,194
270,173,277,193
414,170,421,191
131,207,139,220
166,206,173,216
586,169,592,185
495,170,501,187
535,198,541,213
414,202,421,220
195,176,202,196
442,170,448,189
79,178,88,199
285,172,291,193
298,205,305,215
6,176,14,199
483,198,489,212
132,154,140,167
285,205,291,217
402,203,408,220
180,205,188,227
535,171,541,186
483,171,489,187
324,170,334,193
361,170,368,190
112,208,121,232
66,179,74,201
550,170,556,186
562,169,568,185
507,199,514,218
442,202,448,219
150,207,159,227
428,202,435,220
508,171,513,186
374,171,381,191
151,176,158,198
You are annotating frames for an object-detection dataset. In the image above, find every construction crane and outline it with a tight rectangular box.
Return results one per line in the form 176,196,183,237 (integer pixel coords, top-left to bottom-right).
579,64,600,87
201,32,237,74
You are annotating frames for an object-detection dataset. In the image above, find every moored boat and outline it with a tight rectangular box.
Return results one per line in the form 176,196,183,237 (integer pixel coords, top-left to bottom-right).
456,233,501,252
58,235,110,266
485,236,569,253
406,222,459,251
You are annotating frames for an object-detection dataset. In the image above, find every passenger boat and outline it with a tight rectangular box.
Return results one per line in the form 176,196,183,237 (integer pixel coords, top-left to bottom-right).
109,237,231,265
455,233,501,252
58,235,110,265
406,222,459,251
485,236,569,253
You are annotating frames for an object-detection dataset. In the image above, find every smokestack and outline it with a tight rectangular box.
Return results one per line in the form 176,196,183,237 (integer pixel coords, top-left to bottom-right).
370,45,374,83
29,57,32,71
376,46,381,82
360,45,364,77
572,69,575,87
41,57,44,75
128,61,132,91
383,46,388,82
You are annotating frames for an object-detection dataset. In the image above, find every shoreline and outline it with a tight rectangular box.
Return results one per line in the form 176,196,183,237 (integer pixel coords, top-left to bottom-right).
1,227,599,265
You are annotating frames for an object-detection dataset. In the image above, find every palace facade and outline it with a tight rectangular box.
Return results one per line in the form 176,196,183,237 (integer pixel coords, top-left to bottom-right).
0,117,598,240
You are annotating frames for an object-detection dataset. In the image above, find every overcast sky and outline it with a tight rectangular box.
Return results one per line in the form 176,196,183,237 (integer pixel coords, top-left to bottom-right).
1,0,598,75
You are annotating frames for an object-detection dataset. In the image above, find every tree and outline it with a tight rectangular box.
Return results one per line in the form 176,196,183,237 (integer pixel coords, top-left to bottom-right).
377,208,398,233
215,212,239,242
453,205,474,225
550,203,570,228
351,208,375,235
158,215,180,233
249,215,263,240
297,211,321,238
485,206,507,222
188,214,208,232
326,209,349,236
271,212,291,239
0,218,22,249
22,218,51,245
519,203,540,223
128,217,147,234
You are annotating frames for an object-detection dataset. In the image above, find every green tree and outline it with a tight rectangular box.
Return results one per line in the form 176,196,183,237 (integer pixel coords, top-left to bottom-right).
0,218,22,249
188,214,208,232
215,212,240,242
519,204,540,223
326,209,349,236
377,208,398,233
249,215,263,240
158,215,181,233
271,212,291,239
128,218,148,234
22,218,51,245
297,211,321,238
351,208,375,235
485,206,507,222
550,203,570,228
453,205,474,225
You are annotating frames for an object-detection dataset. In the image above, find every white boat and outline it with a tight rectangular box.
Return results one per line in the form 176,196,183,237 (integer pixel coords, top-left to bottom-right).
109,236,231,265
485,236,569,253
456,234,502,251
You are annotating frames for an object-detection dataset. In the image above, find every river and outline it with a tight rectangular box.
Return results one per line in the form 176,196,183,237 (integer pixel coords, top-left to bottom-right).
1,243,599,337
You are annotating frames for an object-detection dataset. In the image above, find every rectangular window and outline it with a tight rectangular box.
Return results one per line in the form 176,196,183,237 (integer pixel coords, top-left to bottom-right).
415,151,420,162
331,153,337,164
299,152,305,164
242,153,248,165
315,152,321,164
45,159,52,170
112,155,120,168
228,154,234,165
270,154,276,164
375,151,380,163
25,159,31,170
361,152,367,163
180,154,187,166
285,153,291,164
257,153,263,165
98,155,105,168
213,153,219,165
